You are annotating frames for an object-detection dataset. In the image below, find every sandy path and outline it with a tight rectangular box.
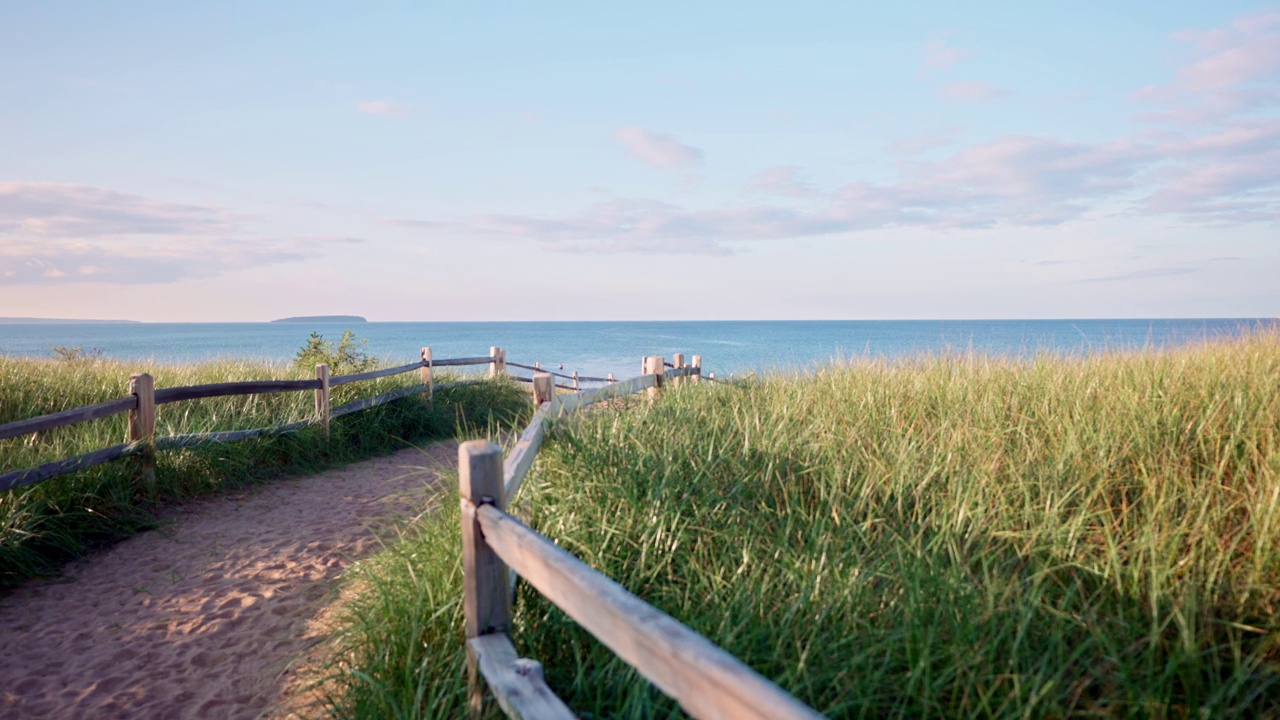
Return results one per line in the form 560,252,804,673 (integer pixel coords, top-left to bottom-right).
0,443,457,720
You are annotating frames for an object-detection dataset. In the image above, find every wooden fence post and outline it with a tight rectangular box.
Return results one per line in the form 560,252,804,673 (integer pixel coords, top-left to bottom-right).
607,373,615,384
421,347,433,400
460,440,510,715
691,355,702,385
672,353,685,388
128,373,156,495
572,371,579,392
490,347,505,378
315,364,330,435
532,371,552,407
644,356,664,400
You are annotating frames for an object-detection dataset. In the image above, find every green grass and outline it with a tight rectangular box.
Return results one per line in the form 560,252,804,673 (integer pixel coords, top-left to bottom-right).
0,355,529,588
318,330,1280,719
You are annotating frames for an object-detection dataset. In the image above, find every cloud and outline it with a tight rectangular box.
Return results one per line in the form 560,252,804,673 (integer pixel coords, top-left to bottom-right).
1132,11,1280,124
939,81,1010,103
1078,266,1200,283
0,236,362,285
0,183,361,284
383,12,1279,255
356,100,417,117
920,37,973,74
616,127,704,169
0,182,243,238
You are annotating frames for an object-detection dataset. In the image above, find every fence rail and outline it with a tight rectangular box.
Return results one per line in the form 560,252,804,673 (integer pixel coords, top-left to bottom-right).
0,347,513,492
0,350,707,496
459,354,820,719
0,396,138,442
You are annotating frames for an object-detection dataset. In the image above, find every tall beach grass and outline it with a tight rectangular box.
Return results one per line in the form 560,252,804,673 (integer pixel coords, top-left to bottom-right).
319,330,1280,718
0,355,529,588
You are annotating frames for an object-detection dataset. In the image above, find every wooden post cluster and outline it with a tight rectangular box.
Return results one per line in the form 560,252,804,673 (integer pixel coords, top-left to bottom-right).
489,347,507,377
128,373,157,494
315,364,330,435
421,347,433,399
459,440,511,716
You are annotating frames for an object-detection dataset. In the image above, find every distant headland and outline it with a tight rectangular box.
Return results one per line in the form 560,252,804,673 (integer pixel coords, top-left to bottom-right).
0,317,142,324
270,315,368,323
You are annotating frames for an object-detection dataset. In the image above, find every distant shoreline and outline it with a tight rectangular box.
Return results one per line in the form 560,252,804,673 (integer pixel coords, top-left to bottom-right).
0,317,142,325
271,315,368,324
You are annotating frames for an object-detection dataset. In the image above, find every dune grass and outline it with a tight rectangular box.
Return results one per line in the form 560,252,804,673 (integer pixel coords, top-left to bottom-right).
0,355,529,588
318,330,1280,718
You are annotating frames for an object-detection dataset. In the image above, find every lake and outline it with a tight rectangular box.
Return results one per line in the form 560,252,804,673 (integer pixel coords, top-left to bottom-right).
0,319,1272,380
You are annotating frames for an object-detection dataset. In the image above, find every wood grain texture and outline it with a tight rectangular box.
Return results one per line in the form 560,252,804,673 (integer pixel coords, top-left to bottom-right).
467,633,575,719
431,356,495,368
502,407,547,500
328,360,423,387
154,379,321,404
421,347,433,398
532,374,554,407
477,506,824,720
129,373,157,493
551,373,654,416
328,384,424,418
0,396,136,441
315,364,330,434
461,440,511,716
0,443,140,492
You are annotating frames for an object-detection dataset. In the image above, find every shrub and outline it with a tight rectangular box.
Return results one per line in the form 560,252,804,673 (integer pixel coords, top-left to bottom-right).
293,331,377,375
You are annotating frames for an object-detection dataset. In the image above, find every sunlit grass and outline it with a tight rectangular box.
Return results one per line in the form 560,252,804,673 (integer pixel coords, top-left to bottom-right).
322,330,1280,718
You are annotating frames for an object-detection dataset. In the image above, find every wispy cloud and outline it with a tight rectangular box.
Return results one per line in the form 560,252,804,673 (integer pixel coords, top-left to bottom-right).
616,127,704,169
0,182,243,238
940,81,1010,103
0,183,360,284
0,236,362,285
384,12,1279,255
1078,266,1200,283
356,100,418,117
1132,10,1280,124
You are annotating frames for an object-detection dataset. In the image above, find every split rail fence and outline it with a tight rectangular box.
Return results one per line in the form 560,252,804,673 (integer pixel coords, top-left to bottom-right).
0,345,639,493
459,355,823,720
0,346,799,718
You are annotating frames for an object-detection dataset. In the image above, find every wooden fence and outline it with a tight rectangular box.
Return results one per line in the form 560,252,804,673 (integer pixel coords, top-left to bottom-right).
0,345,642,493
460,355,824,720
0,347,779,717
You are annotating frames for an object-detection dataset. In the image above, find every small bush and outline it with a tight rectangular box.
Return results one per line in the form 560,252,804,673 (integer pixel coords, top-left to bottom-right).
293,331,377,375
50,346,105,362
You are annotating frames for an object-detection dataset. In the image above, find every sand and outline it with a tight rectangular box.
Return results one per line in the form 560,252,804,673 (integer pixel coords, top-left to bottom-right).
0,442,457,719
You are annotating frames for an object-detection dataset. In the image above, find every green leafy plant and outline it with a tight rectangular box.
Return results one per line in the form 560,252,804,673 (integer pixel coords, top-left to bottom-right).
293,330,377,375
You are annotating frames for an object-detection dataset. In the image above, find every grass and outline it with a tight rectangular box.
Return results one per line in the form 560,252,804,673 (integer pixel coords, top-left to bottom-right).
317,330,1280,718
0,355,529,588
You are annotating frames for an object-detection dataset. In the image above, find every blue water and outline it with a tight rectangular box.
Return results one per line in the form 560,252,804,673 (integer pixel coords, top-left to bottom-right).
0,319,1273,380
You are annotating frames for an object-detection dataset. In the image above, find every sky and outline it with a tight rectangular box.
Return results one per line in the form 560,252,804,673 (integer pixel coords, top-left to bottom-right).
1,1,1277,322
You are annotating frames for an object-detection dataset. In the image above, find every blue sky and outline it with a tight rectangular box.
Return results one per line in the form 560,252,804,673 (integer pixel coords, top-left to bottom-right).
1,1,1277,321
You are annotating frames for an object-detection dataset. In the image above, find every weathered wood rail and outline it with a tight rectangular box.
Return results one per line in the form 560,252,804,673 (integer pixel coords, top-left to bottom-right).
459,355,824,719
1,346,660,494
